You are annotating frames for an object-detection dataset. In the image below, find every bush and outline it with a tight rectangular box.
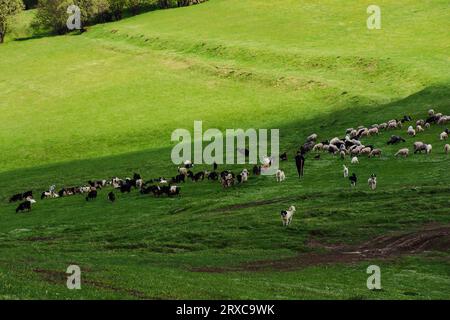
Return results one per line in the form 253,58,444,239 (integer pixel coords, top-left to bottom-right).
32,0,111,34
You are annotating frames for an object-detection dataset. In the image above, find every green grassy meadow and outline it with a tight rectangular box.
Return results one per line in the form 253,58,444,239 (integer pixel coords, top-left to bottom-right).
0,0,449,299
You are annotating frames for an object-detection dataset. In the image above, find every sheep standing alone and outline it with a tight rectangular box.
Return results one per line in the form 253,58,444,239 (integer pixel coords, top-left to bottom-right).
351,156,359,164
276,169,286,182
440,132,448,141
349,173,357,187
280,206,296,226
445,144,450,154
343,165,349,178
368,174,377,191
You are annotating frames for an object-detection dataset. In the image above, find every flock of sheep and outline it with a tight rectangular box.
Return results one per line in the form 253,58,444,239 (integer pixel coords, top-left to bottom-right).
279,108,449,226
6,108,449,227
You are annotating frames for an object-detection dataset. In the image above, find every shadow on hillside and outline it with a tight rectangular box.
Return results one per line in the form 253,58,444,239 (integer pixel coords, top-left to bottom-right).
0,83,449,199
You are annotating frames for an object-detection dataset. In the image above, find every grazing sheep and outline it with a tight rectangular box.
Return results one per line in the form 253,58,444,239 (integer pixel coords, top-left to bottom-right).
327,144,339,154
252,165,261,176
16,199,35,213
426,144,432,154
368,174,377,191
307,133,318,142
440,131,448,141
413,141,427,154
241,169,249,182
9,193,23,203
183,160,193,169
349,173,357,187
280,206,296,226
351,156,359,164
444,144,450,154
359,147,372,156
425,122,431,129
368,127,379,136
330,137,344,146
135,179,144,189
395,148,409,157
86,189,97,201
276,169,286,182
312,143,323,152
340,150,346,159
407,126,416,137
41,191,59,199
388,121,398,130
387,135,405,145
416,119,425,127
343,165,349,178
178,167,188,176
428,109,435,116
416,125,424,133
369,148,382,158
108,192,115,202
379,123,387,130
438,115,450,125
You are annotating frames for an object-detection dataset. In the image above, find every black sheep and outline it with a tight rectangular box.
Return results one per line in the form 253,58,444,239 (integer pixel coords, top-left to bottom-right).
86,190,97,201
108,192,116,203
387,135,405,145
208,171,219,180
349,173,357,187
16,200,31,213
9,193,23,203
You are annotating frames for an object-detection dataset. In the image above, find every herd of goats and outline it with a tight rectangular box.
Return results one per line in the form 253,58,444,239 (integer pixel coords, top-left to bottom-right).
6,108,450,220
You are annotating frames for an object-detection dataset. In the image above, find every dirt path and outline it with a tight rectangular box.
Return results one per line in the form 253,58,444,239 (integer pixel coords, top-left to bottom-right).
192,224,450,273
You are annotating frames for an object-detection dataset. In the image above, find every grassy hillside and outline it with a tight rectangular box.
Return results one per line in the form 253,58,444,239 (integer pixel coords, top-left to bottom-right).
0,0,449,299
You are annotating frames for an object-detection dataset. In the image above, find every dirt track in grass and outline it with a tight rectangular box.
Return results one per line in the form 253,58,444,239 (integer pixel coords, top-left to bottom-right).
191,224,450,273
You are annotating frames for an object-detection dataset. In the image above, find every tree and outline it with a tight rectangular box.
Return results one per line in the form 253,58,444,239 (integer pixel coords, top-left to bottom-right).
0,0,24,43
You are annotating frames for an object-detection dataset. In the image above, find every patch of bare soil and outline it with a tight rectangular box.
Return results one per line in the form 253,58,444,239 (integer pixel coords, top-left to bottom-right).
191,225,450,273
33,269,158,299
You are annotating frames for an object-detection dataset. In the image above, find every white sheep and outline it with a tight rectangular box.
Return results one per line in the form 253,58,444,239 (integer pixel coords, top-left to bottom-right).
368,174,377,191
307,133,318,142
368,127,379,136
241,169,249,182
280,206,296,226
395,148,409,157
407,126,416,136
178,167,188,176
416,125,424,132
276,169,286,182
444,144,450,154
440,132,448,141
369,148,382,158
428,109,435,116
343,165,349,178
426,144,432,154
351,156,359,164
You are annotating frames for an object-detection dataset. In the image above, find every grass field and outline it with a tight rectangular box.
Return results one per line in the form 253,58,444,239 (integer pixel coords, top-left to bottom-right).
0,0,449,299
